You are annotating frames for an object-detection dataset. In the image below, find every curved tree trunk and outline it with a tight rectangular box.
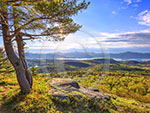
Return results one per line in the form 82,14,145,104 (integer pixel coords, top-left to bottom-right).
1,3,31,93
16,35,33,88
3,35,31,93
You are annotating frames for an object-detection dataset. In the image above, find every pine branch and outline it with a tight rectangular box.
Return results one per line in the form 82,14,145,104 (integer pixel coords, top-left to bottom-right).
9,16,52,40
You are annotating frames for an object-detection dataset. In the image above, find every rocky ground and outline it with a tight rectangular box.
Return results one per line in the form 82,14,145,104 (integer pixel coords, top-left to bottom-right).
49,78,110,101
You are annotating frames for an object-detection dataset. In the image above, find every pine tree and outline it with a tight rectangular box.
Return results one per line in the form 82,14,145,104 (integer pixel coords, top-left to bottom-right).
0,0,90,93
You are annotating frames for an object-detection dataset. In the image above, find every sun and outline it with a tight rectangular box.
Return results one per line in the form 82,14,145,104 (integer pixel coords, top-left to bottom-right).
59,29,64,34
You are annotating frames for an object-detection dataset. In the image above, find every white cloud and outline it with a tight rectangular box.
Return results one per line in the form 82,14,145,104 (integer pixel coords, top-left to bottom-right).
97,30,150,48
27,34,105,52
124,0,132,4
26,29,150,53
112,11,117,15
133,4,138,7
124,0,141,5
138,10,150,26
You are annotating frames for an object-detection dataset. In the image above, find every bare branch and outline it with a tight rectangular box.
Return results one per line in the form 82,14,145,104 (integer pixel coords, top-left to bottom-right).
6,0,44,3
0,21,7,25
23,37,38,40
11,32,39,42
0,15,9,26
20,32,39,39
11,38,16,42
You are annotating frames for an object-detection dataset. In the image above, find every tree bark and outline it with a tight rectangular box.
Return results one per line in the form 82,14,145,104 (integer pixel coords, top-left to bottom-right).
1,3,31,93
16,35,33,88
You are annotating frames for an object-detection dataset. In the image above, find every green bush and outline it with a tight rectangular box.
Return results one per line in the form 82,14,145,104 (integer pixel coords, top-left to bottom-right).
30,66,38,76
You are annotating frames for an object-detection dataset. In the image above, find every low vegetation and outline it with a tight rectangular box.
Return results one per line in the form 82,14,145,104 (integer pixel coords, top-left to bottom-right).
1,58,150,112
0,73,115,113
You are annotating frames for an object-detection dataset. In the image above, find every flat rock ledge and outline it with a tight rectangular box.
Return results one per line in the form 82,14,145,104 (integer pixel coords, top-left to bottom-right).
49,78,110,101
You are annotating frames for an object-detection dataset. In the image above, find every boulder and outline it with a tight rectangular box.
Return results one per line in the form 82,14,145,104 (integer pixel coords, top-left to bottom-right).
51,78,80,89
49,78,110,101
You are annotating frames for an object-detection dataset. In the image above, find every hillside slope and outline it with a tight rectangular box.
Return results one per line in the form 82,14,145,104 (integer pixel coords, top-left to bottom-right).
0,74,115,113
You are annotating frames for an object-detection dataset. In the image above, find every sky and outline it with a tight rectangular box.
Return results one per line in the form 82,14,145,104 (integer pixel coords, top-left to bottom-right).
1,0,150,53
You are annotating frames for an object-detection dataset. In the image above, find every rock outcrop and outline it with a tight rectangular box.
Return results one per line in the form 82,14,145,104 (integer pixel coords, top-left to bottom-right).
49,78,110,101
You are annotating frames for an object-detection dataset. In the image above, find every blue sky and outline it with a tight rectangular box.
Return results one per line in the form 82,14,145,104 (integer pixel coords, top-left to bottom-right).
1,0,150,53
71,0,150,53
74,0,150,33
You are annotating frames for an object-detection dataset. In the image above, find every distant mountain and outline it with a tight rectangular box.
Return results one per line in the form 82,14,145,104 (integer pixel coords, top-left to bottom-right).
27,58,150,73
110,52,150,60
25,52,150,61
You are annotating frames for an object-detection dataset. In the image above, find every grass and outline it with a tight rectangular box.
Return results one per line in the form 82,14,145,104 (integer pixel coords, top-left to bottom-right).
0,73,115,113
0,87,4,92
1,70,150,113
1,75,57,113
111,95,150,113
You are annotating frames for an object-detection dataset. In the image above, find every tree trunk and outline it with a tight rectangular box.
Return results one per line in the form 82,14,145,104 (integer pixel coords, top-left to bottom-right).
1,3,31,93
16,35,33,88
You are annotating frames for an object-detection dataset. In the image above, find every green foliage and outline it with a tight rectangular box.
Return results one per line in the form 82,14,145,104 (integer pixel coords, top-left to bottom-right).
1,0,90,41
27,59,150,76
30,66,38,76
0,74,115,113
98,75,150,103
43,61,150,112
1,58,150,112
0,48,14,74
111,96,150,113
